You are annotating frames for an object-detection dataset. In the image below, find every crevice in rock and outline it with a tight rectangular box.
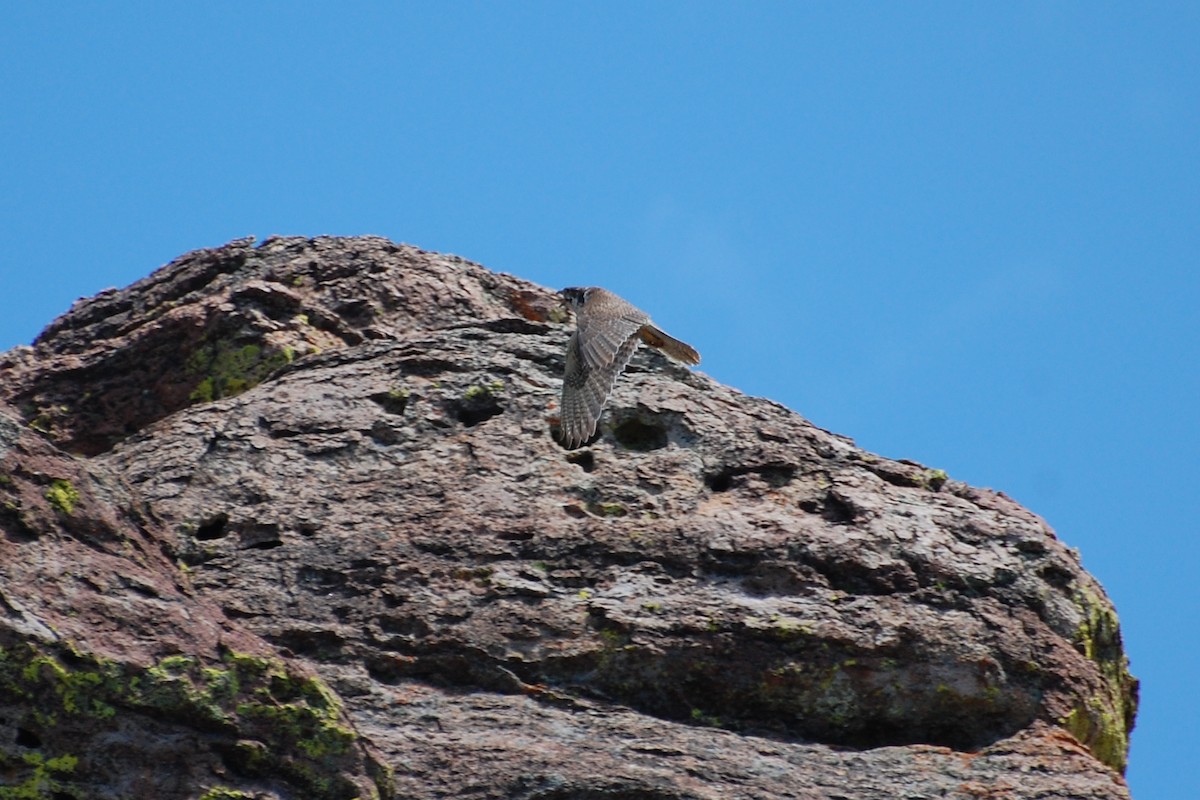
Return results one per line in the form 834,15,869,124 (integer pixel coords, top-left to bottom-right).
510,778,688,800
242,538,283,551
267,628,347,660
739,560,828,596
297,565,350,591
452,317,550,335
395,355,465,377
784,544,920,596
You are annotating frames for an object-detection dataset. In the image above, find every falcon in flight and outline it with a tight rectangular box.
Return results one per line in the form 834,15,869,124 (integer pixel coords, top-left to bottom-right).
558,286,700,449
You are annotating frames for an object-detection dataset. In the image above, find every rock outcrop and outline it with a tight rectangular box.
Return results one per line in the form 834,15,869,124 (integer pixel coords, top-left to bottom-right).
0,237,1137,799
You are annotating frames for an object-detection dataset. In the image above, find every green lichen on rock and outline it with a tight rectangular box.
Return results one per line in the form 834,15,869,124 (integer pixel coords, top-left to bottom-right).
187,340,295,404
198,788,256,800
1062,699,1130,777
43,479,80,515
1063,584,1138,774
586,501,628,518
0,642,388,799
462,381,503,401
922,468,948,490
0,751,79,800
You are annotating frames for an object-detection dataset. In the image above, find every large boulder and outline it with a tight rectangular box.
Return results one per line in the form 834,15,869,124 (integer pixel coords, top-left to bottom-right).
0,237,1136,799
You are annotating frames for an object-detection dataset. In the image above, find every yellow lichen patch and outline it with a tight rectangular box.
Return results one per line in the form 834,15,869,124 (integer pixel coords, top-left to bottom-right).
462,380,504,401
922,468,948,490
1066,583,1138,773
0,751,80,800
44,479,80,515
0,643,387,800
199,788,256,800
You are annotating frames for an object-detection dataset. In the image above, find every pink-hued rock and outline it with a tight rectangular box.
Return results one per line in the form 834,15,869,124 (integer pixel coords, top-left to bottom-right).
0,237,1136,799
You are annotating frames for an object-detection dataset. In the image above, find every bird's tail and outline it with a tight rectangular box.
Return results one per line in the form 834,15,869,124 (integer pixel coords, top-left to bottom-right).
639,325,701,365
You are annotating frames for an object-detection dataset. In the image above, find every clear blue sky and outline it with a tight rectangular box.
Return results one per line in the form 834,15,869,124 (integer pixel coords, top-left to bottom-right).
2,5,1195,796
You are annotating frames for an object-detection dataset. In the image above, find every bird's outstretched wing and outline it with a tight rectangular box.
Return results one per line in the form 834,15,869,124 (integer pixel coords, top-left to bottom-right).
575,295,650,371
559,326,642,448
558,287,698,449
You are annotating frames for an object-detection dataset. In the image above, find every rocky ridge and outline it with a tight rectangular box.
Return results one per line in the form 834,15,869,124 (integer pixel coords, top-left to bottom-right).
0,236,1137,799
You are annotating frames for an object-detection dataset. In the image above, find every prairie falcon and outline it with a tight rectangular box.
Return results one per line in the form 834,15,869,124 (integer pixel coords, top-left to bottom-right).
558,287,700,449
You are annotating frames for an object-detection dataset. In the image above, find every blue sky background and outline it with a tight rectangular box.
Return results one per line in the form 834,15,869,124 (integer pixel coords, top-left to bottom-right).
1,4,1195,796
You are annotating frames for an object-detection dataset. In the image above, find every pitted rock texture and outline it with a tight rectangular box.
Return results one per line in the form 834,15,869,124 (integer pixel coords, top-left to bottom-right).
0,236,1137,799
0,236,555,456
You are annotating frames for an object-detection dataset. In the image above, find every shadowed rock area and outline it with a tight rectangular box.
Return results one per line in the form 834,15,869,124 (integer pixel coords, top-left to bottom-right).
0,236,1137,799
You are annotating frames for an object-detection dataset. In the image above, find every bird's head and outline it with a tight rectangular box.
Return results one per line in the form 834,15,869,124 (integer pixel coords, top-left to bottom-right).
558,287,591,310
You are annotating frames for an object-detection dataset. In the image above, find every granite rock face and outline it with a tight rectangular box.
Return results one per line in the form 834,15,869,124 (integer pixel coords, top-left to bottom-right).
0,237,1137,799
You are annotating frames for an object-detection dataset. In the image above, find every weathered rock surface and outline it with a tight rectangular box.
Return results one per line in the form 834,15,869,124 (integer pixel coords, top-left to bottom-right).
0,236,1137,799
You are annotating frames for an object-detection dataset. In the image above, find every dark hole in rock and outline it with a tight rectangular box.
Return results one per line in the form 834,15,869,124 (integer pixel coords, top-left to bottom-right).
0,503,38,542
1038,563,1076,589
821,491,858,524
563,504,588,519
453,394,504,427
566,451,595,472
397,357,459,377
800,493,858,524
15,727,40,748
332,297,375,325
195,513,229,540
706,464,796,493
268,628,346,658
705,470,734,492
243,538,283,550
235,521,283,551
369,390,409,416
760,465,797,487
612,418,668,451
1014,538,1048,556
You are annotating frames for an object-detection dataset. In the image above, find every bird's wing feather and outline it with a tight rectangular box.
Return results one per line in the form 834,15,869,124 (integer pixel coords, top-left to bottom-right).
560,327,642,448
576,296,650,371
